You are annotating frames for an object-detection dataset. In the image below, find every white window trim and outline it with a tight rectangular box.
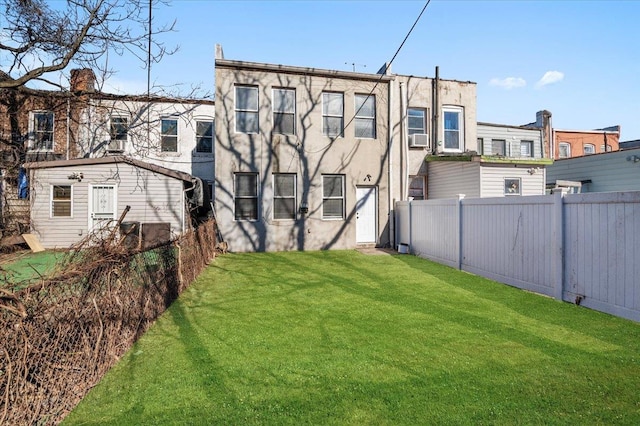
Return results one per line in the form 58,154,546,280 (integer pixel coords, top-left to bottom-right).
354,94,376,139
322,174,345,220
194,118,214,154
50,184,73,218
407,108,427,135
504,178,522,196
322,92,344,138
272,173,297,221
160,117,179,153
584,144,595,155
520,140,533,157
29,110,55,151
442,105,464,153
272,88,296,136
559,142,571,158
234,173,259,222
109,116,128,151
235,85,259,134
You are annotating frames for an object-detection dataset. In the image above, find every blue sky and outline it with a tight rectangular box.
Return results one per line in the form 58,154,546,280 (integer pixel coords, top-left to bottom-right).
102,1,639,140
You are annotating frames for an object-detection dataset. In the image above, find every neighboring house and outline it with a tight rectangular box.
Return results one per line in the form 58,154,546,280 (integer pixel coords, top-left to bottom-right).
522,110,619,159
553,126,619,159
619,139,640,150
546,147,640,193
0,68,214,239
214,46,477,252
23,156,201,249
426,122,550,199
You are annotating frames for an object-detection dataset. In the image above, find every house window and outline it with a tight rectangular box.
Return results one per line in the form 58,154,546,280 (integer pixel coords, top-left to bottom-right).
51,185,72,217
322,174,344,219
408,108,427,135
161,118,178,152
322,92,344,137
584,144,595,155
31,111,54,150
409,176,425,200
504,178,521,196
109,116,127,151
491,139,506,156
273,88,295,135
477,138,484,155
443,106,463,151
234,173,258,221
601,144,612,152
559,142,571,158
236,85,259,134
273,173,296,220
520,140,533,157
354,94,375,138
196,120,213,153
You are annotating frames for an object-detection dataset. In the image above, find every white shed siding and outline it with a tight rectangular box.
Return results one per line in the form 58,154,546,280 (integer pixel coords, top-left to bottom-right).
546,148,640,193
30,162,186,248
477,124,543,158
479,165,546,197
427,161,480,199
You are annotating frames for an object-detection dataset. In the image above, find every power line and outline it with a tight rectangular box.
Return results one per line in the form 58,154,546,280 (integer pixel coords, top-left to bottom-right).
303,0,432,155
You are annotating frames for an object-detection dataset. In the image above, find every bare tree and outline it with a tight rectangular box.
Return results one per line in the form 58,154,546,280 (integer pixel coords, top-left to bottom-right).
0,0,176,91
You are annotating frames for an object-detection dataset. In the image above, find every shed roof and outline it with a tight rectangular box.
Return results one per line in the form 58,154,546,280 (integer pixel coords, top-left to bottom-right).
23,156,193,182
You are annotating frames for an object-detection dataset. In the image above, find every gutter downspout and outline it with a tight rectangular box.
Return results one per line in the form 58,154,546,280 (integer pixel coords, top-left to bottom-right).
399,81,408,200
66,97,71,160
433,66,439,156
182,179,197,233
388,79,395,249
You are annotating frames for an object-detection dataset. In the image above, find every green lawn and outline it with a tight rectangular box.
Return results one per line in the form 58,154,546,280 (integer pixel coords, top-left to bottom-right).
64,251,640,425
0,250,64,288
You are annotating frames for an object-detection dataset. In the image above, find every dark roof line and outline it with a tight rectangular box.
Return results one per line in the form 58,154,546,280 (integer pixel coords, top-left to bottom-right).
23,155,194,182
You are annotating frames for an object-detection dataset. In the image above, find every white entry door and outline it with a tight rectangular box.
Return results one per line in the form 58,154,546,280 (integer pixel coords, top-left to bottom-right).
356,186,377,244
89,184,116,231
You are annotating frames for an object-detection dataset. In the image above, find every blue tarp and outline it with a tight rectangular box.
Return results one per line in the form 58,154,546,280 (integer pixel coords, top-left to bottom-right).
18,167,28,199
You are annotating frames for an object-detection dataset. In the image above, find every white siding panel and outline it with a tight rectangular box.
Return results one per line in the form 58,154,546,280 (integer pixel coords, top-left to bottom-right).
479,165,546,197
477,124,544,158
30,162,186,249
427,162,480,199
547,148,640,193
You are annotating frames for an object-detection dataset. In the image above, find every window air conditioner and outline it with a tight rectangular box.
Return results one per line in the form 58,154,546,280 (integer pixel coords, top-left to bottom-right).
107,139,125,152
409,133,429,148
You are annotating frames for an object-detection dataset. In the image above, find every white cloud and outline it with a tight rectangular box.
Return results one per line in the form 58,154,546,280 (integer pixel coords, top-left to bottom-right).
488,77,527,90
536,71,564,88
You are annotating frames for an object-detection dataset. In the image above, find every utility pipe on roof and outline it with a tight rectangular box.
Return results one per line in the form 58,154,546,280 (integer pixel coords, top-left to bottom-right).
433,66,439,156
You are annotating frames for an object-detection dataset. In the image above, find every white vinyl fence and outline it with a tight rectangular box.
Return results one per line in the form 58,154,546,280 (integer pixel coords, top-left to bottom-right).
396,191,640,322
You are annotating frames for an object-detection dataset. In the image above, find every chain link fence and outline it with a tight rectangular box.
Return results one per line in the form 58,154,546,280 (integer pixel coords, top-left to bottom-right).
0,219,217,425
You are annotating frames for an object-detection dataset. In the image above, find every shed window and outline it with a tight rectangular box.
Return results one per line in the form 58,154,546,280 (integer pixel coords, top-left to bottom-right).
51,185,72,217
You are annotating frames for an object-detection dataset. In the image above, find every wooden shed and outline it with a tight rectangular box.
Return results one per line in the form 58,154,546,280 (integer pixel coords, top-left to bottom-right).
24,156,195,249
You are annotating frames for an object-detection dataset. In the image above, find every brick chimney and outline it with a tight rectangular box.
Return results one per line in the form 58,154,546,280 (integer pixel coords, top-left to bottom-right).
70,68,96,93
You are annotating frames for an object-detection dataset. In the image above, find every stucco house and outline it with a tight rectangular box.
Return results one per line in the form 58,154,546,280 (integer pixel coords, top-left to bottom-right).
214,46,478,252
24,156,203,249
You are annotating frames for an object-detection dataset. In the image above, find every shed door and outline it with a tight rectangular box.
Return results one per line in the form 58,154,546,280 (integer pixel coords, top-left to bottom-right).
89,185,116,231
356,186,377,244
